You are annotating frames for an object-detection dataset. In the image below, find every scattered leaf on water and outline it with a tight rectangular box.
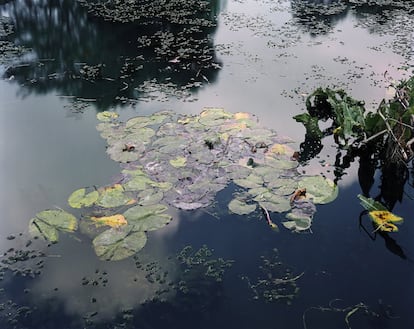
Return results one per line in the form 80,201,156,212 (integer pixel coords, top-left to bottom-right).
90,214,128,228
228,198,257,215
298,176,338,204
68,188,99,208
93,226,147,261
169,156,187,168
29,209,78,242
96,111,119,122
123,204,172,231
97,184,136,208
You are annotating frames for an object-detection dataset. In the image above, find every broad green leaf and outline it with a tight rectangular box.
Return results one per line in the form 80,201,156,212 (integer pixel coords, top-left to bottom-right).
199,108,233,126
68,188,99,208
89,214,128,228
123,204,172,231
234,174,263,189
93,226,147,261
137,189,164,206
358,194,387,212
97,184,135,208
169,156,187,168
228,199,256,215
123,175,155,191
298,176,338,204
96,111,119,122
29,209,78,242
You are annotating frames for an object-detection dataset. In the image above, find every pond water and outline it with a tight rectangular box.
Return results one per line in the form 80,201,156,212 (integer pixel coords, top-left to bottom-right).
1,0,414,328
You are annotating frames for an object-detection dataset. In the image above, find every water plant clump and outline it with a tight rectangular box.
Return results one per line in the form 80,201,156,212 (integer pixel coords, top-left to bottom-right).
242,248,303,304
27,108,339,261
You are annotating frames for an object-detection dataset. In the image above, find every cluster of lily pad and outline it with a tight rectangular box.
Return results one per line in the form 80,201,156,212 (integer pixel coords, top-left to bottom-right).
28,108,338,261
97,108,337,230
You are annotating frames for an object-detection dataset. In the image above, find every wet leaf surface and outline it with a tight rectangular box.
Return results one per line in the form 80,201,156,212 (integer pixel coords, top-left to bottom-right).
93,226,147,261
29,209,78,242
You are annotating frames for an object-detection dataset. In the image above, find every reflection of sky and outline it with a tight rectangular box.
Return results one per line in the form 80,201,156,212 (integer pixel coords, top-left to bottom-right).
1,0,414,327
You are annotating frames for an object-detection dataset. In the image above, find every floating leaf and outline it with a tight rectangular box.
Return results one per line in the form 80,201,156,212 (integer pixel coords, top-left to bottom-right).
233,174,263,189
283,199,316,232
123,204,172,231
68,188,99,208
268,143,295,156
137,189,164,206
106,140,142,163
169,156,187,168
89,214,128,228
358,194,387,212
96,111,119,122
369,211,403,232
359,195,404,232
228,198,257,215
93,226,147,261
298,176,338,204
97,184,135,208
29,209,78,242
199,108,233,126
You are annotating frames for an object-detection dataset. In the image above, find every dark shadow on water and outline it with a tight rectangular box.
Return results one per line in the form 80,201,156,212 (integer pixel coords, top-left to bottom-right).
0,0,223,109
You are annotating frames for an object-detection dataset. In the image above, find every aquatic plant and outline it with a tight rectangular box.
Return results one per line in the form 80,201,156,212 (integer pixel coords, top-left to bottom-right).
302,299,388,329
28,108,339,260
294,75,414,227
242,248,303,304
358,195,404,233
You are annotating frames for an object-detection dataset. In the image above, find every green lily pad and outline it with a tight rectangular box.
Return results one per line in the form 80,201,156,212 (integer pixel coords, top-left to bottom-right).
256,193,291,212
125,112,171,129
123,204,172,231
97,184,135,208
106,141,143,163
282,217,312,232
68,188,99,208
199,108,233,126
228,198,257,215
29,209,78,242
169,156,187,168
93,226,147,261
233,174,264,189
137,189,164,206
96,111,119,122
298,176,338,204
123,174,155,191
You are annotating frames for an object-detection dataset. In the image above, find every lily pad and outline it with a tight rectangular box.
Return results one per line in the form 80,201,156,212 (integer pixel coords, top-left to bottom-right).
298,176,338,204
89,214,128,228
123,204,172,231
96,111,119,122
228,198,257,215
169,156,187,168
93,226,147,261
29,209,78,242
97,184,136,208
68,188,99,208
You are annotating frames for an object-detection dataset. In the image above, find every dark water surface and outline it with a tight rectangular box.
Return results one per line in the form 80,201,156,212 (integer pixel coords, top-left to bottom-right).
1,0,414,328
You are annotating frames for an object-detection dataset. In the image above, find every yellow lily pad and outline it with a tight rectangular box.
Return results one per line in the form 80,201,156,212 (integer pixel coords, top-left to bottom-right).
90,214,128,228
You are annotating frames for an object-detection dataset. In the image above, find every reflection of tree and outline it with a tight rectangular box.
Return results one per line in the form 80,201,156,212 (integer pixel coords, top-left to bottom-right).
290,0,349,35
290,0,414,41
1,0,222,109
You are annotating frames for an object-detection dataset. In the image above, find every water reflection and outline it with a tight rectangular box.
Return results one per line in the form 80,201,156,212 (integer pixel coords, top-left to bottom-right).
291,0,414,61
1,0,223,109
